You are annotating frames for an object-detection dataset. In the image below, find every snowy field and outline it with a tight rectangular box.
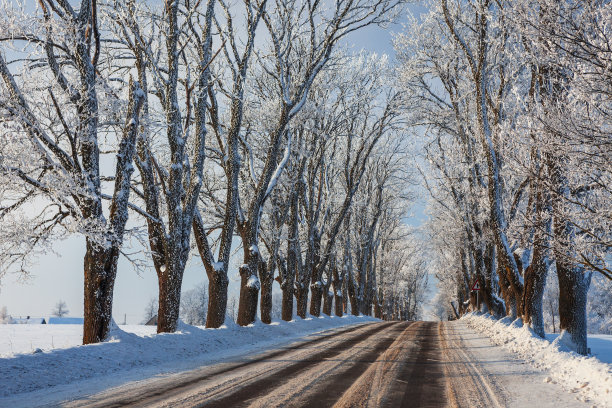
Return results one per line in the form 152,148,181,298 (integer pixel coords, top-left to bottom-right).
0,315,377,406
464,313,612,407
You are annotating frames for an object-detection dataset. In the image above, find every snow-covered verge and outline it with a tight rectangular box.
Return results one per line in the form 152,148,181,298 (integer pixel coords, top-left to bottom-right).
463,313,612,407
0,315,377,402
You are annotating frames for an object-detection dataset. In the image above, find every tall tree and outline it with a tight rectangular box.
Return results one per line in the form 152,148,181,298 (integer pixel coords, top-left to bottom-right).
0,0,144,343
108,0,217,332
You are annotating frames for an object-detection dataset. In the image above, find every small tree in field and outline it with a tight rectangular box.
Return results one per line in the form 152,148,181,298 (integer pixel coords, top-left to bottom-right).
180,283,208,326
52,300,69,318
0,306,10,323
142,297,157,324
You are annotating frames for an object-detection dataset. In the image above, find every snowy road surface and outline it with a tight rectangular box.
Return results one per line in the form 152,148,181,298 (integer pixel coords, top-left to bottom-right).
60,321,589,408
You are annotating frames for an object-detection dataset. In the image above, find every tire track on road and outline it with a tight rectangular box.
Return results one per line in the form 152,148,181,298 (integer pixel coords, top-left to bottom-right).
268,322,414,408
187,322,397,407
67,320,512,408
441,322,505,408
65,322,377,408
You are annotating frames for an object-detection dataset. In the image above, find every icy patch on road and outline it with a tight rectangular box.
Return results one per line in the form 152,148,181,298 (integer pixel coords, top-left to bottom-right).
463,313,612,407
0,314,377,405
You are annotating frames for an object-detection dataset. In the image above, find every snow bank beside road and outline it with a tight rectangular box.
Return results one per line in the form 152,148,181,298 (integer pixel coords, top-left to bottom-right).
463,313,612,407
0,315,377,401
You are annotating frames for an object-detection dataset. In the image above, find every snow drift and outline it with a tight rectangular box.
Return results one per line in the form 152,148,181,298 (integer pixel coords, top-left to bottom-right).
463,312,612,407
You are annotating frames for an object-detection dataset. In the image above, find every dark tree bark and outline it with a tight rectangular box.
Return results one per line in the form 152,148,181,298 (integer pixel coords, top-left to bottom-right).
237,260,260,326
308,232,324,317
556,260,590,354
522,171,550,337
276,259,291,322
332,264,344,317
281,189,299,321
322,278,333,316
83,79,144,343
309,283,323,316
83,244,118,344
281,252,296,321
157,268,183,332
373,287,383,319
206,269,229,327
259,259,273,324
482,244,504,316
348,269,359,316
295,285,309,318
553,172,591,354
495,248,516,318
342,269,349,316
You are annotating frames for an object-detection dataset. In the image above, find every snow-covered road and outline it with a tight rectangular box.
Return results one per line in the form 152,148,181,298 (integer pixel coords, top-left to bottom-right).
60,321,591,407
1,318,604,407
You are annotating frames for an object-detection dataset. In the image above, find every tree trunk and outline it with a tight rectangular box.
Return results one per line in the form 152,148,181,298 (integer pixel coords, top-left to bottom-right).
363,250,377,316
259,260,273,324
237,263,259,326
83,243,118,344
373,289,382,319
206,270,229,328
355,248,366,315
522,187,550,338
82,79,143,344
483,244,505,317
322,286,333,316
556,261,590,355
522,261,547,337
278,259,294,322
342,272,348,315
551,155,591,354
308,231,323,317
282,191,299,321
295,285,309,318
157,263,183,333
309,282,323,317
348,271,359,316
494,248,515,319
332,266,344,317
281,288,293,321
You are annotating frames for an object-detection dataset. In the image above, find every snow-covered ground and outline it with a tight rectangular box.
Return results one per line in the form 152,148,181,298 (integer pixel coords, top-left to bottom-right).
446,321,590,408
463,313,612,407
0,315,377,407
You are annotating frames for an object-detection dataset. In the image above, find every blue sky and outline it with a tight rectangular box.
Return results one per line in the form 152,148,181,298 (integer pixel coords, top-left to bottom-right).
0,2,431,323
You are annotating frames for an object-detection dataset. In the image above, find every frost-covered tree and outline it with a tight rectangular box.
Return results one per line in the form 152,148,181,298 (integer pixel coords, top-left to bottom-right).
234,0,406,326
180,283,208,326
51,300,69,318
587,275,612,335
106,0,217,333
397,0,610,354
226,295,239,324
142,296,157,324
511,0,610,354
0,306,10,324
345,137,411,317
0,0,144,343
270,292,283,321
189,0,267,329
542,272,559,333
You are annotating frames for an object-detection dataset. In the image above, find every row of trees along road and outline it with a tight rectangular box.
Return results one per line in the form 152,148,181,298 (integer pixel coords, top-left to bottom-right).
397,0,611,355
0,0,430,345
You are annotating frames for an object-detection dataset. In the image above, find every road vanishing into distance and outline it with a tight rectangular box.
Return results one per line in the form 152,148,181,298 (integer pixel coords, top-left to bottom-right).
64,321,512,408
